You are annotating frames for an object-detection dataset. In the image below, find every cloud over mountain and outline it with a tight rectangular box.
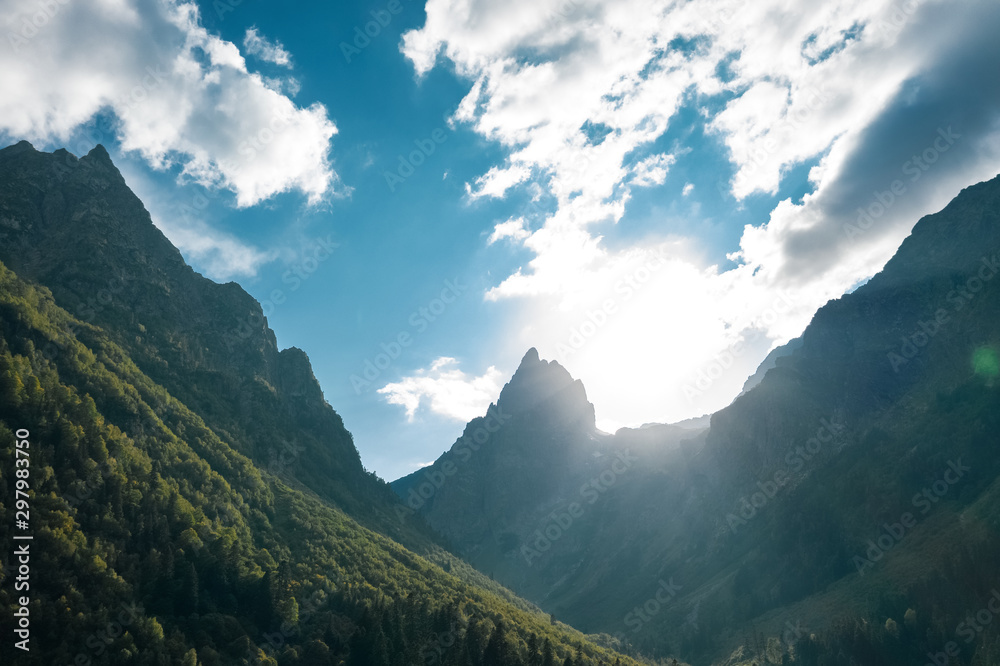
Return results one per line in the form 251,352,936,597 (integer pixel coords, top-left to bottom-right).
400,0,1000,423
1,0,337,207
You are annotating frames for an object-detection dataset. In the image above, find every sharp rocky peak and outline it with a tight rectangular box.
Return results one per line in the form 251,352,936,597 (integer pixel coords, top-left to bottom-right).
495,348,596,427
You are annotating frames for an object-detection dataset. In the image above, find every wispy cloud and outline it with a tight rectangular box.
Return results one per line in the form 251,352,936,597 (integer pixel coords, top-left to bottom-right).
488,217,531,245
244,27,293,68
154,215,278,282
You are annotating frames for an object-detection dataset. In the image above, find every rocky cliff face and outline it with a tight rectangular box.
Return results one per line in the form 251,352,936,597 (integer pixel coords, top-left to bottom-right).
0,141,643,666
395,174,1000,663
0,141,420,541
394,346,706,606
394,349,603,555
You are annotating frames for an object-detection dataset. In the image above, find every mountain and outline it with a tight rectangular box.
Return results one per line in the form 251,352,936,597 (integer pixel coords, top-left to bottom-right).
0,139,415,543
393,348,707,615
0,142,643,666
395,174,1000,664
738,337,802,395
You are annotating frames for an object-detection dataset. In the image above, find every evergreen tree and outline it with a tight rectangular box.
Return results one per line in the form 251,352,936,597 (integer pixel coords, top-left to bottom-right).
483,620,512,666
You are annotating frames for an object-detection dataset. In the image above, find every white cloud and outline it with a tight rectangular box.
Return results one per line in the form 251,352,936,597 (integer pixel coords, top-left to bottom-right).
630,153,675,187
488,217,531,244
403,0,1000,425
0,0,337,207
378,358,504,422
115,162,280,281
154,215,278,281
243,27,293,68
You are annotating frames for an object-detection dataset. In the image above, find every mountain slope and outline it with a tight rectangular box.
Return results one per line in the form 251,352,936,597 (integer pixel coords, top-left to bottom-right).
393,349,708,613
395,175,1000,665
738,336,802,395
0,143,643,666
0,140,431,550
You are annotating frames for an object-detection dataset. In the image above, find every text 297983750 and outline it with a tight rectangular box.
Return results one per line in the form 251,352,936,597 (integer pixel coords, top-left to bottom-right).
12,427,32,652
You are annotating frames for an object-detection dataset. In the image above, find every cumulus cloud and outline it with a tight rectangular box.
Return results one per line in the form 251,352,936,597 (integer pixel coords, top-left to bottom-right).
488,217,531,244
378,358,504,422
244,27,293,68
630,153,676,187
402,0,1000,423
0,0,337,207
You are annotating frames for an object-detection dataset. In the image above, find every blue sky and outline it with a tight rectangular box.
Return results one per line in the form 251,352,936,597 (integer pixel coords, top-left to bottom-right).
3,0,1000,480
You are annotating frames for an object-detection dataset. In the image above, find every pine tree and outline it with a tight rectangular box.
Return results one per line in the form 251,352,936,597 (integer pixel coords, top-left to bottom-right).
542,639,556,666
527,633,541,666
482,620,511,666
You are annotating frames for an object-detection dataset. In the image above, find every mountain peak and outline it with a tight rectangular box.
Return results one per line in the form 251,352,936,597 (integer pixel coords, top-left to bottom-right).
496,348,595,428
82,143,115,167
0,140,35,158
520,347,541,367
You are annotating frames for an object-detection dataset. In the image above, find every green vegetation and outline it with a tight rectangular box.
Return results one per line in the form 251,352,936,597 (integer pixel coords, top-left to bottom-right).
0,260,641,664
